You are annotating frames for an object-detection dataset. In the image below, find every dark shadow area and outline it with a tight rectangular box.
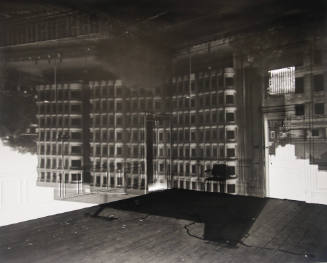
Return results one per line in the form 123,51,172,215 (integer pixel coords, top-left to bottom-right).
86,189,327,261
96,189,267,246
0,69,37,153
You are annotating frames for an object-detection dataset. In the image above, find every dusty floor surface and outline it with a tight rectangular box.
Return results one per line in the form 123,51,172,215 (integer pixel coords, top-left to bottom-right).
1,189,327,263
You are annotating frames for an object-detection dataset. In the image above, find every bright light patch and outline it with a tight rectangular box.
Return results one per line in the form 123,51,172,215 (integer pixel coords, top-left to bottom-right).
268,144,327,205
0,141,94,226
268,66,295,95
148,180,167,192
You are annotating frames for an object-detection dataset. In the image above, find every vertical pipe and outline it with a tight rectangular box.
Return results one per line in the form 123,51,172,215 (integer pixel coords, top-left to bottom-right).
144,113,147,194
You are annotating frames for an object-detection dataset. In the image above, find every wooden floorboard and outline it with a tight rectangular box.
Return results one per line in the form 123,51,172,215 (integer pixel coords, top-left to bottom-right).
0,189,327,262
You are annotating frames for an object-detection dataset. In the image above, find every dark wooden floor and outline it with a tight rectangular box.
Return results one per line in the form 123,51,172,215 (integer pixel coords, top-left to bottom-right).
1,189,327,263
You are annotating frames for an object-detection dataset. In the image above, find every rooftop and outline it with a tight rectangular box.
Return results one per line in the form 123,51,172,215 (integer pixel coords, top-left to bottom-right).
1,189,327,262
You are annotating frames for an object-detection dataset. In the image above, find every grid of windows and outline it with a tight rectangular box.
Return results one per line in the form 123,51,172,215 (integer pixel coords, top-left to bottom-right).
171,68,238,193
37,75,238,194
89,80,168,189
36,83,84,186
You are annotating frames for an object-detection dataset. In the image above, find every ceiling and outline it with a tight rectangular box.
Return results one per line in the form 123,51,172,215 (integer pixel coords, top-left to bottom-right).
0,0,326,47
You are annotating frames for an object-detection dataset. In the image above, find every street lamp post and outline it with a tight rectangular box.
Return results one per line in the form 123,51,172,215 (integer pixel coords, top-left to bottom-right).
58,132,69,198
48,53,64,197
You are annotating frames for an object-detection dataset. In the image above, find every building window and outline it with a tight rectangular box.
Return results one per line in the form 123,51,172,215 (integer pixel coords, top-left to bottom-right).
227,130,235,140
314,50,322,65
312,129,319,137
132,100,138,110
133,131,138,141
179,130,184,142
179,147,183,158
95,116,100,125
71,160,81,169
204,78,210,91
185,148,189,158
226,95,234,104
199,147,203,157
295,77,304,93
205,112,211,124
198,130,204,142
71,90,81,100
218,93,224,104
227,148,235,158
46,172,51,182
268,67,295,95
295,104,305,116
185,130,190,141
205,94,210,105
219,128,225,141
155,101,161,110
109,130,114,140
206,146,211,158
71,132,81,140
185,163,190,175
225,77,234,86
314,75,324,92
212,146,217,158
52,173,57,182
102,131,107,141
95,131,100,141
109,146,115,156
71,104,81,113
226,112,235,122
125,100,131,112
116,146,122,156
116,87,122,97
71,118,81,126
205,129,211,141
116,116,122,126
116,101,122,111
227,184,235,193
138,99,144,110
211,76,217,90
219,111,225,122
211,128,217,140
179,163,184,173
219,147,224,158
40,145,45,154
96,145,101,155
191,114,196,124
315,103,324,115
102,146,108,156
52,159,57,169
191,164,196,174
109,115,114,125
116,131,122,141
132,116,138,126
102,116,107,126
190,98,195,108
185,114,190,125
133,146,138,156
229,166,236,175
108,101,114,111
71,146,81,154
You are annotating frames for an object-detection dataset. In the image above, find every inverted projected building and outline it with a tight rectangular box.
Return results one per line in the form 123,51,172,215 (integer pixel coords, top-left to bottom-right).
35,66,239,195
88,80,170,192
36,82,87,195
170,68,238,193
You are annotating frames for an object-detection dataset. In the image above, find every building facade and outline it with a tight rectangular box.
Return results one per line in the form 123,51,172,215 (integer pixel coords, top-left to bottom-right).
263,42,327,204
36,82,87,197
34,34,327,205
35,67,241,196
